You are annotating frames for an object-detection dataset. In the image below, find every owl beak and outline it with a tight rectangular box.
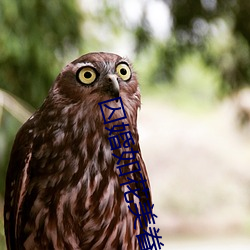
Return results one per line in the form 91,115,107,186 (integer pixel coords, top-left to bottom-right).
107,74,120,98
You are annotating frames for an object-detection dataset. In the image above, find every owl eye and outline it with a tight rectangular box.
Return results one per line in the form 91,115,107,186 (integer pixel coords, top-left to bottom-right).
77,67,97,85
116,63,131,81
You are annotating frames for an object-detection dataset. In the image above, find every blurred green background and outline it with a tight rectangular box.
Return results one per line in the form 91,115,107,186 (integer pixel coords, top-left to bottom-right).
1,0,250,249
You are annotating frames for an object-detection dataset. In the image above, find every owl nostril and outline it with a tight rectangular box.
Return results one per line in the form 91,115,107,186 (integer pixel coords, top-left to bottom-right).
107,75,118,83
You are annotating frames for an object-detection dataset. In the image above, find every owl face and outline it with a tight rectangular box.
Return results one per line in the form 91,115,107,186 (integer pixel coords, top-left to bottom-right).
52,52,140,106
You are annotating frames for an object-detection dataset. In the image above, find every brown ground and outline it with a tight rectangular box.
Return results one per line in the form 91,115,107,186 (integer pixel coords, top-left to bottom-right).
138,98,250,248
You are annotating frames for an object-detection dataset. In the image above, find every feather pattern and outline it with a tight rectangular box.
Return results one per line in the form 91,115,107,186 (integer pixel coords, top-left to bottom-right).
4,52,151,249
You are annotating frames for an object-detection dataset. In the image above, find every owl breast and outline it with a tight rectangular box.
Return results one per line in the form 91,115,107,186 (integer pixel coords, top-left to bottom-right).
20,118,139,249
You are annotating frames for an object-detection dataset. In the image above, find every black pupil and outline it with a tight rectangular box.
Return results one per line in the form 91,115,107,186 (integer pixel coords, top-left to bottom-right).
120,68,127,75
84,71,92,79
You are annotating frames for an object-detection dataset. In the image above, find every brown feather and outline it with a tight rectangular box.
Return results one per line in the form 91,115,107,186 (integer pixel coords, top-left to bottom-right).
4,52,151,250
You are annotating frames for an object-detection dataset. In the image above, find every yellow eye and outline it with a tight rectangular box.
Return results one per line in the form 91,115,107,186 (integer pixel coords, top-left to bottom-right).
116,63,131,81
77,67,97,85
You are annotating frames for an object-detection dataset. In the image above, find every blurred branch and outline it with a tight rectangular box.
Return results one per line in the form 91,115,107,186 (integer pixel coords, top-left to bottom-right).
0,89,33,124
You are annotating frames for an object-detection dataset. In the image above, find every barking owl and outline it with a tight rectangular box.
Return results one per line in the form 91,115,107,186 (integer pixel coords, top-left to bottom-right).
4,52,152,249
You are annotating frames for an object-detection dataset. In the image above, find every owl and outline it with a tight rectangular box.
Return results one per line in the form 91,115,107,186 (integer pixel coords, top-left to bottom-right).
4,52,152,249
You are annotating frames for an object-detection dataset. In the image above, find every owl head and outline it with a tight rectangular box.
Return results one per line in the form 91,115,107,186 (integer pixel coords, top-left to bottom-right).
50,52,141,111
42,52,142,128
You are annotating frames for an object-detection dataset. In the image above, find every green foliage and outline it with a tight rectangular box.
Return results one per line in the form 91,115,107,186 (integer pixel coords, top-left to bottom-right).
134,0,250,96
0,0,82,108
207,21,250,95
0,201,6,250
170,0,250,94
171,53,221,110
136,46,220,112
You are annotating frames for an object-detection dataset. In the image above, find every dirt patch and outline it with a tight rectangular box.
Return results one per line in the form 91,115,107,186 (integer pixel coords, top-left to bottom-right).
138,99,250,236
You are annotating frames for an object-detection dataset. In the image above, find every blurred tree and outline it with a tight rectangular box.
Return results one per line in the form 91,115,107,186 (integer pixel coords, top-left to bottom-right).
168,0,250,95
135,0,250,96
0,0,83,196
0,0,82,108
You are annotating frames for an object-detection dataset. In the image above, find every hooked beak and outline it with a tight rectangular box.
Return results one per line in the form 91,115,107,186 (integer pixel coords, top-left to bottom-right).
107,74,120,98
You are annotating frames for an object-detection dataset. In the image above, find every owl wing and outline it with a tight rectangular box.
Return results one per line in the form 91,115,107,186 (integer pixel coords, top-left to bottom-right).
133,151,152,233
137,152,151,200
4,121,34,249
